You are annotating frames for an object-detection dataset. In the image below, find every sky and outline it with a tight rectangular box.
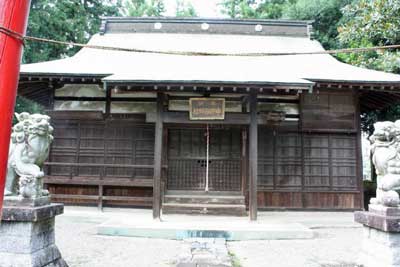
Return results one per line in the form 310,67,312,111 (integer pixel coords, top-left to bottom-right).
163,0,224,17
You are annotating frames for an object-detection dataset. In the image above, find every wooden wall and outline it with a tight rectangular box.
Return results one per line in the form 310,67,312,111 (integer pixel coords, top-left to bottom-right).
257,130,361,209
44,112,155,208
256,88,362,210
43,88,362,210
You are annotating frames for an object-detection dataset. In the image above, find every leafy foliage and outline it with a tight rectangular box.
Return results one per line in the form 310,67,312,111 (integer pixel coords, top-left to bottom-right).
24,0,122,64
282,0,352,49
254,0,290,19
337,0,400,73
218,0,351,49
219,0,292,19
338,0,400,134
13,96,45,124
219,0,260,19
123,0,165,16
175,0,197,17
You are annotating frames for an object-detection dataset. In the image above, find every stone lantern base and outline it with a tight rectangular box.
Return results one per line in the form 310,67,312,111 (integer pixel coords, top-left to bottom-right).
0,197,68,267
355,204,400,267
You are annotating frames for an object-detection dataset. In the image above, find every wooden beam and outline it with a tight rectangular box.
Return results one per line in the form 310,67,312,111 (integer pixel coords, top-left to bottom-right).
249,92,258,221
53,96,157,102
153,92,164,219
147,111,282,125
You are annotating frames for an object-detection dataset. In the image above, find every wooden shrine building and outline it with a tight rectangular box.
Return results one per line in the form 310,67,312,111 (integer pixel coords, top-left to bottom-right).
18,17,400,219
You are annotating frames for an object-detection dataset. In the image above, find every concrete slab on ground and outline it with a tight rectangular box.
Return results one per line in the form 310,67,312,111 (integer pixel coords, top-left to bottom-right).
96,210,314,240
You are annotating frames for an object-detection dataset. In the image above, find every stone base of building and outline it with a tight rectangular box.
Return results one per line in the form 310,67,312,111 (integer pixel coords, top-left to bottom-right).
355,204,400,267
0,201,68,267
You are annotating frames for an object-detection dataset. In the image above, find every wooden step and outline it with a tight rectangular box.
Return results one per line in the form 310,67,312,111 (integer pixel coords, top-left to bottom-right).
164,194,245,205
162,203,247,216
166,190,242,196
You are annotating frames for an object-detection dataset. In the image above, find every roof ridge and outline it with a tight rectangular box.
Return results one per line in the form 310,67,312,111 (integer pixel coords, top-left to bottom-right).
99,16,313,38
100,16,313,25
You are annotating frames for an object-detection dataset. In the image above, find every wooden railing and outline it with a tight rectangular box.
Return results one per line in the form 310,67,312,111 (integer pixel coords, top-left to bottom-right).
42,162,167,209
44,162,154,179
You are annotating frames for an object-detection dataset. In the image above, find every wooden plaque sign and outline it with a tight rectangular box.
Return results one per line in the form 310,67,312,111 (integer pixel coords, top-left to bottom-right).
189,98,225,120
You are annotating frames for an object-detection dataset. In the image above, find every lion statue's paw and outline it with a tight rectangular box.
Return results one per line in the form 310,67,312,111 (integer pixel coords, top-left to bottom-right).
370,197,379,205
36,171,45,178
381,190,400,207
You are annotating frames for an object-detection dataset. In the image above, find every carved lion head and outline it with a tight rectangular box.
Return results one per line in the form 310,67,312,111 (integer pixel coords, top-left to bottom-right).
11,113,54,143
370,121,400,144
27,114,54,137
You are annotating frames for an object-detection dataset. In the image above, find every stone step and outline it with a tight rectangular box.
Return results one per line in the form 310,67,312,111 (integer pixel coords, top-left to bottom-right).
164,195,245,205
162,203,247,216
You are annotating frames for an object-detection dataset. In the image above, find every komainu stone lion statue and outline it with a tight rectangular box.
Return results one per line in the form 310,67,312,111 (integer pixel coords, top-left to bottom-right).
4,112,54,199
370,120,400,206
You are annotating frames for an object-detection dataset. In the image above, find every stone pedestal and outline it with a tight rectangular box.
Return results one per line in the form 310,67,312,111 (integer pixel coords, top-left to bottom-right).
0,199,68,267
355,204,400,267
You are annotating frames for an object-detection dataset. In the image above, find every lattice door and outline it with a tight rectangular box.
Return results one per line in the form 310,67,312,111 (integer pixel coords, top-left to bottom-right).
167,128,206,190
208,128,241,191
167,127,242,192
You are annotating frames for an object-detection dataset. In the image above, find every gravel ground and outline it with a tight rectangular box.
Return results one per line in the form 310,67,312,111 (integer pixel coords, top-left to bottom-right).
54,207,363,267
228,227,363,267
55,213,182,267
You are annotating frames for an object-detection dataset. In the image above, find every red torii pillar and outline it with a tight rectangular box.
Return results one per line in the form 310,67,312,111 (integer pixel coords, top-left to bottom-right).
0,0,31,218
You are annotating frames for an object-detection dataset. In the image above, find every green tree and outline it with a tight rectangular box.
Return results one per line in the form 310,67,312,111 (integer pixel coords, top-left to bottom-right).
13,96,45,124
337,0,400,73
254,0,291,19
123,0,165,16
219,0,259,18
337,0,400,134
282,0,352,49
24,0,121,64
175,0,197,17
218,0,349,49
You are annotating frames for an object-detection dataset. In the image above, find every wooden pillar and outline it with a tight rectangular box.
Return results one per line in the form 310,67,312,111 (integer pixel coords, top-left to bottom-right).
249,92,258,221
105,83,111,115
153,92,164,219
354,89,364,209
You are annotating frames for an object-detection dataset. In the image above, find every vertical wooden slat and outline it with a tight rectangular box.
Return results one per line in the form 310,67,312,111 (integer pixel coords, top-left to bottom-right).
153,93,164,219
272,130,277,190
328,134,333,190
249,91,258,221
98,185,103,211
161,125,169,197
48,85,55,110
241,128,247,195
355,89,364,209
102,120,107,179
75,122,81,177
105,85,111,115
301,132,306,208
299,93,306,208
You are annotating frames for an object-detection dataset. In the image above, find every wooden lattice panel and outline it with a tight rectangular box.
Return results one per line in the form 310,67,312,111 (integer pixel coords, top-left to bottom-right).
167,127,242,191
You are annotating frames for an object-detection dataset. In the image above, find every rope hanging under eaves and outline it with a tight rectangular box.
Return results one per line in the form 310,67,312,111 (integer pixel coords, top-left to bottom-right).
1,25,400,57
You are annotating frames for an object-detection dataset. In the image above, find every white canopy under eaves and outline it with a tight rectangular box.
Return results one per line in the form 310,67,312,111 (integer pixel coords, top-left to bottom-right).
20,33,400,85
